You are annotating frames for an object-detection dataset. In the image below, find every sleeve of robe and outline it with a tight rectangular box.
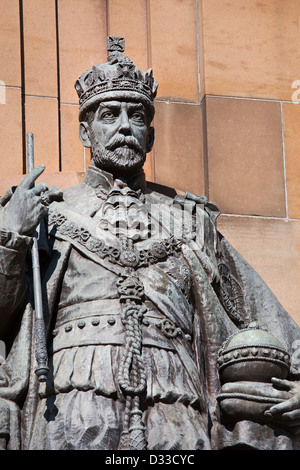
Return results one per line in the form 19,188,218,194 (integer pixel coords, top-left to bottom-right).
0,228,31,340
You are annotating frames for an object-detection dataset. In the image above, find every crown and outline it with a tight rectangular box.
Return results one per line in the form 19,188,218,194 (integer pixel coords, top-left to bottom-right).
75,36,158,121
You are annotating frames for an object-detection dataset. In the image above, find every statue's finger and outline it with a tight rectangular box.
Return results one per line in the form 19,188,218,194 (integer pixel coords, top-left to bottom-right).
46,188,63,202
30,183,48,196
266,396,299,415
20,165,46,189
267,408,300,421
0,186,17,206
271,377,292,391
280,409,300,423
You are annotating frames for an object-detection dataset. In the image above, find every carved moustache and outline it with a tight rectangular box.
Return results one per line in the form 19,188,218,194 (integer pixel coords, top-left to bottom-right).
105,135,144,155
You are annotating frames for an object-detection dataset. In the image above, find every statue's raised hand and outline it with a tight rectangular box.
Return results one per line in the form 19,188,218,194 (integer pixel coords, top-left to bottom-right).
0,165,49,236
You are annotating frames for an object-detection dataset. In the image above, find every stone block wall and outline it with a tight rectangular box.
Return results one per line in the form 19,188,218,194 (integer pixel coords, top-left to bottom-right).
0,0,299,324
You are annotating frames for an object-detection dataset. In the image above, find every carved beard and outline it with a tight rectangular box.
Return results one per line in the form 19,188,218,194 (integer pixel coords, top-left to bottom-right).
90,134,146,176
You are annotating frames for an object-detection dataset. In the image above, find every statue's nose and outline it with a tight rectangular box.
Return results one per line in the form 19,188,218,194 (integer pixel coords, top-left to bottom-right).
119,110,131,135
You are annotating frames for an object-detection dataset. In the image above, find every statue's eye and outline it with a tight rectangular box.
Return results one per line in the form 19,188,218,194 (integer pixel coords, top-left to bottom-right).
101,111,115,120
131,112,144,123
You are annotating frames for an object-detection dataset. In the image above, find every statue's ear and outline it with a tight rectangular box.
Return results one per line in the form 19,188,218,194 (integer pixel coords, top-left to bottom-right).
146,126,154,153
79,121,92,148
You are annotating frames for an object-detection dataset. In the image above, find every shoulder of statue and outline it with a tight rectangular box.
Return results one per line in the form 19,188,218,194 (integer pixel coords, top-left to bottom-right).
183,191,220,213
145,182,220,216
47,182,104,234
61,182,87,200
173,191,221,222
56,182,101,212
144,184,221,233
145,181,177,201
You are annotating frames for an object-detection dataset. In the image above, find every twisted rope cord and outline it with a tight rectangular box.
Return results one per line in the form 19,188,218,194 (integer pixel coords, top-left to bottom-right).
117,270,147,450
118,303,146,395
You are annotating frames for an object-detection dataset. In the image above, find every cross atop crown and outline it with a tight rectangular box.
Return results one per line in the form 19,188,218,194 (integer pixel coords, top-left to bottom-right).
107,36,125,53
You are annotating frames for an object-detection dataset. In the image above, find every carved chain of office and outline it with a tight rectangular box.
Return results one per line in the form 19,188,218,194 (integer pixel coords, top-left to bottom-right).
48,208,184,269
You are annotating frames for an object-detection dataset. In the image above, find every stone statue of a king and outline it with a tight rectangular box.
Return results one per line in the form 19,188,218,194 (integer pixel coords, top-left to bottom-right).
0,37,300,450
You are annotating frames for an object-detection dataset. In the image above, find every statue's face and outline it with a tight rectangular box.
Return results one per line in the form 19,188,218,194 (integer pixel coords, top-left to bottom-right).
81,100,154,176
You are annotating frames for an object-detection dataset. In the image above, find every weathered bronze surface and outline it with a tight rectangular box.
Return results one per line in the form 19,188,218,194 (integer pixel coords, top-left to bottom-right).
0,38,300,450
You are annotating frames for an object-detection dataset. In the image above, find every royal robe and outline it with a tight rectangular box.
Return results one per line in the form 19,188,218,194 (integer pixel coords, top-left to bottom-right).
0,165,299,450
